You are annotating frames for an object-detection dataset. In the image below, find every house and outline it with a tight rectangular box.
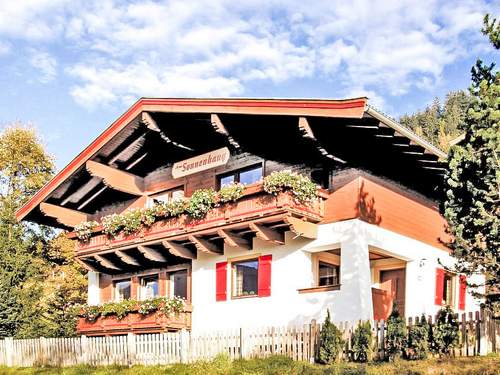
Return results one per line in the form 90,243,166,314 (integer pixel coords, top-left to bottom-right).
16,98,483,336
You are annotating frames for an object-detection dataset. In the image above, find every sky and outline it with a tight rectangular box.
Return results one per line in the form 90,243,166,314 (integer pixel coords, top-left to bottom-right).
0,0,497,170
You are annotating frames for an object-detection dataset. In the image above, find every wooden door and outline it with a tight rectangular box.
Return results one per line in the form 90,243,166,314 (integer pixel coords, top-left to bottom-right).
380,268,406,316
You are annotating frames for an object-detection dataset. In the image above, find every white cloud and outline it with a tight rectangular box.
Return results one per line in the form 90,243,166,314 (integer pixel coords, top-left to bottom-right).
29,50,57,83
0,0,495,110
0,40,10,55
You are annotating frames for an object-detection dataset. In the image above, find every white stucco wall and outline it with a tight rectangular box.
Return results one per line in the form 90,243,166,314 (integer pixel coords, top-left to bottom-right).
87,271,100,305
178,219,484,333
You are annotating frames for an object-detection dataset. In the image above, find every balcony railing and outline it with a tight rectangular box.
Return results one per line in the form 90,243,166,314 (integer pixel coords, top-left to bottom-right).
78,305,193,336
74,184,325,255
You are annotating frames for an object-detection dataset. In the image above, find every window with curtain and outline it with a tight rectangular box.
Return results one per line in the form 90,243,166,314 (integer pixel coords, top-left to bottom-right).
232,258,258,297
140,275,159,300
114,279,131,301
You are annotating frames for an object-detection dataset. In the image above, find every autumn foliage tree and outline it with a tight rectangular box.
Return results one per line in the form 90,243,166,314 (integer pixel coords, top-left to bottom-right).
0,123,86,338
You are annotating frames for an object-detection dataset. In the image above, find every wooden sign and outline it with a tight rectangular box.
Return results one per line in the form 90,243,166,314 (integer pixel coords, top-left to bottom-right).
172,147,230,178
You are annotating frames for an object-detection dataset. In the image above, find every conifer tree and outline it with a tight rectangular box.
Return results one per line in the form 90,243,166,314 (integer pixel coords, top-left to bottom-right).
441,14,500,316
317,310,344,364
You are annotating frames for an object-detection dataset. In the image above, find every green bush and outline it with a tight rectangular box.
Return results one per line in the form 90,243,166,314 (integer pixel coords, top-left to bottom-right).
385,304,407,361
186,188,217,219
430,306,460,356
317,310,345,364
217,182,245,203
351,321,373,362
406,315,430,360
263,170,318,203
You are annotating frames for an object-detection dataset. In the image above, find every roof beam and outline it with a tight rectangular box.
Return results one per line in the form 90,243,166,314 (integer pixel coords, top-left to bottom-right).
86,160,145,196
249,222,285,245
284,216,318,239
217,229,251,250
141,112,193,151
188,235,223,254
77,258,99,272
162,240,197,259
138,245,167,262
298,117,346,164
115,250,140,266
211,114,241,149
94,254,122,271
40,202,89,227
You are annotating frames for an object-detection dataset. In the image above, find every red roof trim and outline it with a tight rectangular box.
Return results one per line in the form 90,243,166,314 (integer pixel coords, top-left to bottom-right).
16,97,367,222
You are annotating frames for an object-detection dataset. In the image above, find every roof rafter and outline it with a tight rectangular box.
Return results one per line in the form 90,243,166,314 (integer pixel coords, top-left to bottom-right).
138,245,167,262
162,240,197,259
211,114,241,149
39,202,89,227
298,117,347,164
86,160,145,196
141,112,193,151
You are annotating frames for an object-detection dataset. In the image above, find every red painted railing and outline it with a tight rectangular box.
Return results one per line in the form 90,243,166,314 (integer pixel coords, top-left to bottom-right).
78,305,193,336
75,185,324,255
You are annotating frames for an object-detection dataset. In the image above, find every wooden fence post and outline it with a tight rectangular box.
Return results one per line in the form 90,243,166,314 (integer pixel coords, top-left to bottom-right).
179,329,190,363
4,338,13,367
80,335,88,365
479,307,489,356
127,333,136,366
309,320,317,363
40,337,47,366
239,327,247,359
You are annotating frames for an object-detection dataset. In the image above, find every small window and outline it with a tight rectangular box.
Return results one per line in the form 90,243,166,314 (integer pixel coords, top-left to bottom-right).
140,275,159,300
318,262,340,286
218,164,262,188
443,272,454,306
114,280,131,301
170,270,188,300
147,187,184,208
233,258,258,297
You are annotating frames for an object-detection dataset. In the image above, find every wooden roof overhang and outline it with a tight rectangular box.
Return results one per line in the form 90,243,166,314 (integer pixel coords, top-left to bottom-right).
16,97,447,229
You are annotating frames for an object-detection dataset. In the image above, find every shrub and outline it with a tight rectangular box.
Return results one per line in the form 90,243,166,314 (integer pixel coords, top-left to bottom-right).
263,170,318,203
217,182,245,203
79,297,185,321
351,321,373,362
120,208,143,235
186,188,217,219
102,213,124,237
430,306,460,356
406,315,430,360
74,220,98,242
100,300,136,320
385,304,407,361
317,310,345,364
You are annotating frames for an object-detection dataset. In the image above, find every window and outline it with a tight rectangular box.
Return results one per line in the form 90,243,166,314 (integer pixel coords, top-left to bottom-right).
170,270,188,300
318,262,340,286
147,186,184,208
140,275,159,300
232,258,258,297
443,272,454,306
114,280,131,301
218,164,263,188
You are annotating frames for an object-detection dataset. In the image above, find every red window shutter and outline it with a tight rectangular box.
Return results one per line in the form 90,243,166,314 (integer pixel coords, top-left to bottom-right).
215,262,227,301
459,275,467,310
435,268,445,305
258,255,272,297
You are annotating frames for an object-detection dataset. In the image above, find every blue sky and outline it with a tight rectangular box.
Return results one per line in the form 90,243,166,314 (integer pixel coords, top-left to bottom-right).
0,0,497,170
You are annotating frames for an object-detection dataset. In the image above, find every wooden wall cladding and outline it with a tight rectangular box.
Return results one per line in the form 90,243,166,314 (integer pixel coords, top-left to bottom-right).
323,170,450,251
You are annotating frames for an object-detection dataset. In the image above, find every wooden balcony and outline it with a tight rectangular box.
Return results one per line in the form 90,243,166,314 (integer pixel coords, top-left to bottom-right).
78,305,192,336
73,185,325,273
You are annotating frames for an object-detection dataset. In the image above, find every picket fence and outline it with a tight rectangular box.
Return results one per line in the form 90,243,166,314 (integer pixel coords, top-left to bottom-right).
0,310,498,367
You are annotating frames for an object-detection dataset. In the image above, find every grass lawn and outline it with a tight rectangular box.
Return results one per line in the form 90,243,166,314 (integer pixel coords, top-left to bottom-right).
0,354,499,375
